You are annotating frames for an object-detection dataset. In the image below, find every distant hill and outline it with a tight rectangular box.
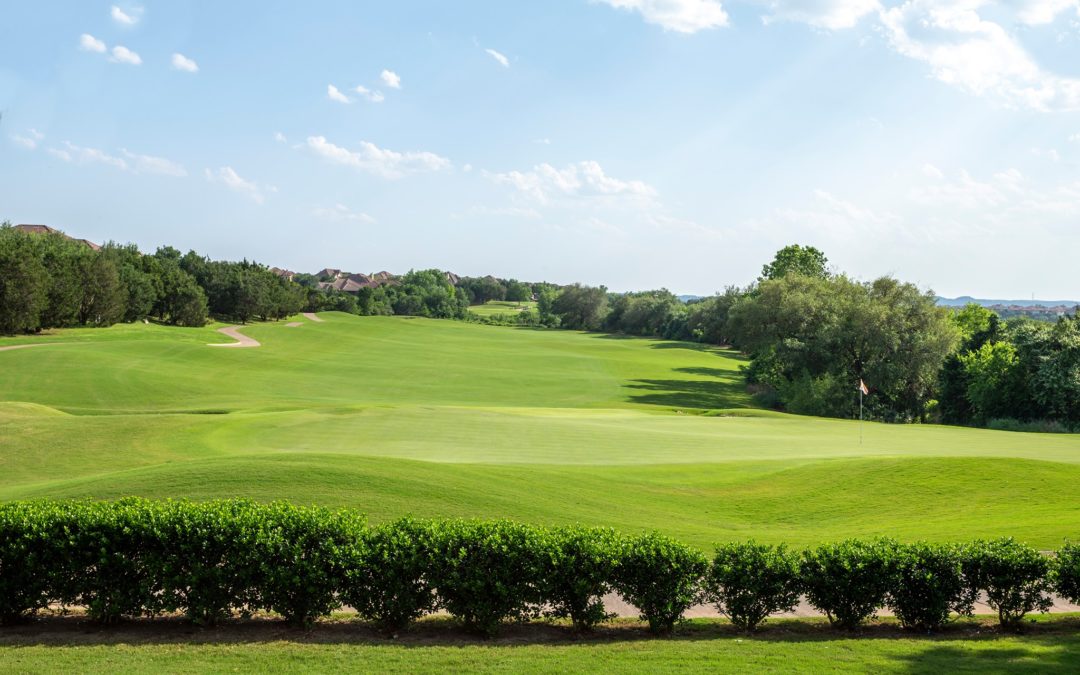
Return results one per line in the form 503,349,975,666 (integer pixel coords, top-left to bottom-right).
937,296,1080,309
677,295,704,303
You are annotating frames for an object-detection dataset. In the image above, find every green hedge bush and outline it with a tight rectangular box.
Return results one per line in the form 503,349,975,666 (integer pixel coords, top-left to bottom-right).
887,542,973,631
1054,543,1080,605
705,541,802,631
801,539,896,630
340,518,439,634
613,532,708,634
540,526,621,632
963,538,1053,626
426,520,545,637
0,500,1075,635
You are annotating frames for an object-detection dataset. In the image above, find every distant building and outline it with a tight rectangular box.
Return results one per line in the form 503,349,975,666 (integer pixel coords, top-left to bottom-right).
270,267,296,282
14,224,101,251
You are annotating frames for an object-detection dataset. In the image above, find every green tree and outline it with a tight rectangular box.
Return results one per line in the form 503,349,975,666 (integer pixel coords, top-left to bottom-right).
0,224,49,334
551,284,608,331
759,244,829,281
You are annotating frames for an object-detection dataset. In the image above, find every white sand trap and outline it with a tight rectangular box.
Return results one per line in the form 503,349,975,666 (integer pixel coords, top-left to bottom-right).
0,343,51,353
302,312,324,323
208,326,260,348
286,322,303,327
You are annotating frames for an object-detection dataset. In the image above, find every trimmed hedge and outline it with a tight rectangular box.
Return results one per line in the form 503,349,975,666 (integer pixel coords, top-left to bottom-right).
0,500,1077,636
705,541,801,631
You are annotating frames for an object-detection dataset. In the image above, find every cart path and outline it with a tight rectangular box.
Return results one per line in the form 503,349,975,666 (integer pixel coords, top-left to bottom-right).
208,326,260,348
0,343,51,353
302,312,324,323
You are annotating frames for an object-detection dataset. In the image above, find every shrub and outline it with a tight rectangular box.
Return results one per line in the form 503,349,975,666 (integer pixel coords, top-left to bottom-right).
705,541,802,631
250,503,364,628
1053,542,1080,604
427,520,545,637
963,538,1053,626
540,526,621,632
612,532,707,634
340,518,439,634
0,501,73,624
156,500,265,625
66,499,166,623
887,542,974,631
801,539,896,630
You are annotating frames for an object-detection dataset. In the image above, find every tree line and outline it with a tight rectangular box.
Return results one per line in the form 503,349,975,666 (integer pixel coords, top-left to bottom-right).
3,499,1079,635
530,244,1079,430
0,224,306,333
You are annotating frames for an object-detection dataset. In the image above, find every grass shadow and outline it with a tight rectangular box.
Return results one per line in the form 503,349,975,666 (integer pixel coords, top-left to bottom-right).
627,367,750,410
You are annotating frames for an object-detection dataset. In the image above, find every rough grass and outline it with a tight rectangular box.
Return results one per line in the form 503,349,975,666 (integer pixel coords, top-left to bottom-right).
1,616,1079,673
2,313,1080,550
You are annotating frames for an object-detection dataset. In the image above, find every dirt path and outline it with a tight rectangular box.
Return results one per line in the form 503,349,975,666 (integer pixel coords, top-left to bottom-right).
208,326,260,348
0,343,51,353
302,312,324,322
602,592,1080,619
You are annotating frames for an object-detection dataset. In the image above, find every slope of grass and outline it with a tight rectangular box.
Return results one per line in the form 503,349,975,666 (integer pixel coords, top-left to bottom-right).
2,312,1080,549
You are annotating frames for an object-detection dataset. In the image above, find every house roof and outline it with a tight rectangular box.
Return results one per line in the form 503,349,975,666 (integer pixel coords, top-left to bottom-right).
14,224,101,251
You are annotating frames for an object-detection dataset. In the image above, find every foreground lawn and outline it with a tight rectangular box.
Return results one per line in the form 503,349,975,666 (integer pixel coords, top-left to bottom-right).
3,313,1080,548
2,617,1079,674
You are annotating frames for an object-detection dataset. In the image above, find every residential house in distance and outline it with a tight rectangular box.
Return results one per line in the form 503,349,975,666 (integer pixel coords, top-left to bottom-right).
14,224,101,251
270,267,296,282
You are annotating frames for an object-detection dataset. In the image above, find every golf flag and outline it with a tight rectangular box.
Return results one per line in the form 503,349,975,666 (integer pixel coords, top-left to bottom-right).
858,379,869,395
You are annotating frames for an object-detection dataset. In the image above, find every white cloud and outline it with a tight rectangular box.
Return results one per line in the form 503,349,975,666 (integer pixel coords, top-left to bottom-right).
485,48,510,67
910,167,1014,209
456,205,543,220
878,1,1080,111
305,136,452,178
274,131,288,143
380,69,401,89
110,5,142,25
594,0,729,33
757,0,879,30
327,84,351,104
79,34,106,53
354,85,385,103
50,141,128,170
11,129,43,150
534,138,552,145
109,45,142,65
1013,0,1080,25
1031,146,1062,161
1070,133,1080,143
121,149,188,176
171,53,198,73
313,204,376,224
45,141,186,176
922,163,945,179
486,160,658,204
205,166,268,204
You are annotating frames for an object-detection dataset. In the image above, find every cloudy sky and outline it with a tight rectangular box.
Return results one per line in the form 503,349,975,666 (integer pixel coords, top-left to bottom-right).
2,1,1080,298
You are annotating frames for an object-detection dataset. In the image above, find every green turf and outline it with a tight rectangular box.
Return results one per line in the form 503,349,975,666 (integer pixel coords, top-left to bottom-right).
468,300,538,317
2,617,1079,674
3,312,1080,549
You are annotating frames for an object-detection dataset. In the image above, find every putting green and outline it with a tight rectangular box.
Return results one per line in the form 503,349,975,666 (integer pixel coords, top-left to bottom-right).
2,313,1079,549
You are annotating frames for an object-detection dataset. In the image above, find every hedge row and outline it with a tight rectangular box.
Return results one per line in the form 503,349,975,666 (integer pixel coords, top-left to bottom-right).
2,500,1079,636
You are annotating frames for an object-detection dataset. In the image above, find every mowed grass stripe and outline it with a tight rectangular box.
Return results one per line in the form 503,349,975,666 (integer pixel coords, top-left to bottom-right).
4,454,1078,549
3,313,1080,548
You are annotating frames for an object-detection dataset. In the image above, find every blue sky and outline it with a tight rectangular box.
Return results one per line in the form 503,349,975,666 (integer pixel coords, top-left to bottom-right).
2,1,1080,298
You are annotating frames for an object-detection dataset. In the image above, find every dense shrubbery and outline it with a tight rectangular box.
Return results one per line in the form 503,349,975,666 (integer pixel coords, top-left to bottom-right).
705,542,802,631
800,539,898,630
612,532,708,634
962,538,1054,626
0,500,1076,635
